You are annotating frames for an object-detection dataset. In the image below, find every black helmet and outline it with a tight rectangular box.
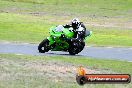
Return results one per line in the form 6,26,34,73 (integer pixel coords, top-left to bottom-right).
71,18,80,29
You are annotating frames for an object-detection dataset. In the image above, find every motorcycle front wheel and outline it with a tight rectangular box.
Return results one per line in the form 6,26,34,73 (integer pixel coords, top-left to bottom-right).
38,39,50,53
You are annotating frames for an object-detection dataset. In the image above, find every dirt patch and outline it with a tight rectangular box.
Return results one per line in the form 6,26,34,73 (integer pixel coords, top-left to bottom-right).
85,21,132,29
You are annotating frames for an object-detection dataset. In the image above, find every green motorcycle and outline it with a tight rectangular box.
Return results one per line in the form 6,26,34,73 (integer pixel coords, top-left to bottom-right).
38,25,92,55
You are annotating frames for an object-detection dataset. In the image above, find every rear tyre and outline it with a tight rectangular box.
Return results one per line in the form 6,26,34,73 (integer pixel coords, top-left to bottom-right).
68,43,78,55
78,41,85,52
68,48,77,55
68,39,79,55
68,39,85,55
38,39,50,53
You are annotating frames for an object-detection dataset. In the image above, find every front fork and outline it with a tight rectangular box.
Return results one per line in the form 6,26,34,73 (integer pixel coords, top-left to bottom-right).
47,36,55,46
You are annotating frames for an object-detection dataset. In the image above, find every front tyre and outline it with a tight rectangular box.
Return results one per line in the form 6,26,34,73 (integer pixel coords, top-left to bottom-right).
38,39,50,53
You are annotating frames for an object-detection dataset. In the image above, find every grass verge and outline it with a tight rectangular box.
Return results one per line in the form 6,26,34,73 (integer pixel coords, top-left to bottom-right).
0,54,132,88
0,54,132,74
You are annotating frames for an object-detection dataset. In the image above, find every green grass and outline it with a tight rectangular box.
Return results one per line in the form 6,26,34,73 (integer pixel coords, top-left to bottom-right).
0,13,51,43
0,0,132,46
0,13,132,46
0,54,132,74
88,27,132,46
0,54,132,88
1,0,132,17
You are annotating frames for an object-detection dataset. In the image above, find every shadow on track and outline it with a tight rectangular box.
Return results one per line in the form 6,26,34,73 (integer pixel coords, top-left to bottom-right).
46,52,83,56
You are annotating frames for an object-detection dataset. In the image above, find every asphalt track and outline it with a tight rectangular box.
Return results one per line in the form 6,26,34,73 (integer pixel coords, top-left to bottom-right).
0,42,132,61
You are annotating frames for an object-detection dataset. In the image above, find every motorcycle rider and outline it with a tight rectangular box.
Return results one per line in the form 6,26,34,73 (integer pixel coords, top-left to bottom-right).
63,18,88,41
53,18,90,51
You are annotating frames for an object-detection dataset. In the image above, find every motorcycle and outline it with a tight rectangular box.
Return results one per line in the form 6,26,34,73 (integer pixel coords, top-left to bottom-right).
38,25,92,55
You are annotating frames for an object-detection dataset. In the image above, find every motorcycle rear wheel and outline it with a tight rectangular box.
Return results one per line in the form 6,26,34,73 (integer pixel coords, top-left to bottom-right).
68,39,85,55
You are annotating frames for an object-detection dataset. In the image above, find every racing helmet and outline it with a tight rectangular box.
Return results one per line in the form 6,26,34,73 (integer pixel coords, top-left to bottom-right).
71,18,80,29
